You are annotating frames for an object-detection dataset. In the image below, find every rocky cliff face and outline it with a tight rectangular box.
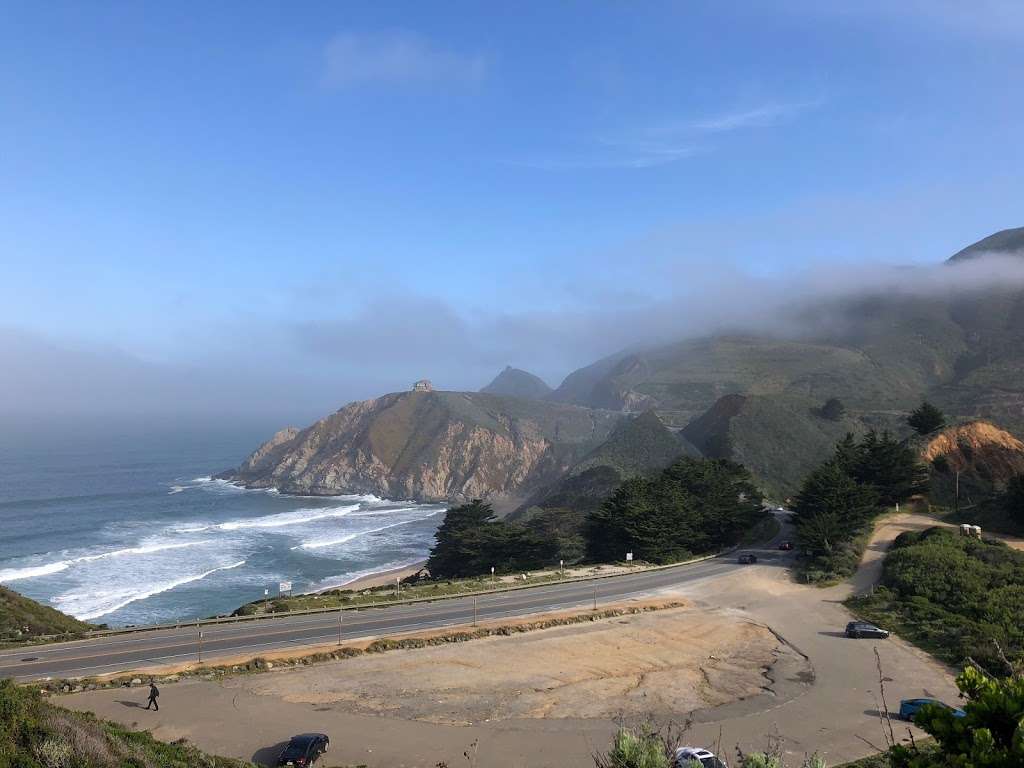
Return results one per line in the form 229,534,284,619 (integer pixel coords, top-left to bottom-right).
223,391,621,504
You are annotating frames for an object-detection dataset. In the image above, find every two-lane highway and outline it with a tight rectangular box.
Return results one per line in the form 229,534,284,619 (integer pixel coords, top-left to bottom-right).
0,547,786,682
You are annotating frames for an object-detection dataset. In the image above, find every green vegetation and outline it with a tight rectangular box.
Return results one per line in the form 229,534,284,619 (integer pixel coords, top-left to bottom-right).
427,500,558,578
889,664,1024,767
847,527,1024,671
0,679,251,768
593,723,674,768
585,456,764,564
819,397,846,421
794,431,927,582
907,401,946,436
0,586,93,644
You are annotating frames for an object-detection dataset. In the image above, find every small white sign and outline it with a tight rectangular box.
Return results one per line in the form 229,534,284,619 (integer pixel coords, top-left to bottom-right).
625,552,634,562
278,581,292,594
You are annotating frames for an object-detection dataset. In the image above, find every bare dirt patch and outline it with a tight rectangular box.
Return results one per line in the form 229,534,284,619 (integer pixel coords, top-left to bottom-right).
226,605,794,725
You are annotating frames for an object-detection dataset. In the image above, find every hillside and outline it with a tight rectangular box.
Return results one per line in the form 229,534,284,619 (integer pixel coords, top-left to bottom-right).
223,390,621,504
480,366,553,399
947,226,1024,261
511,410,697,548
918,420,1024,508
545,227,1024,495
0,585,93,642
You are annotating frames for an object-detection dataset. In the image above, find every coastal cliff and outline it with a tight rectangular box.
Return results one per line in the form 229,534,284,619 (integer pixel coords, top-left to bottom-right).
222,390,621,504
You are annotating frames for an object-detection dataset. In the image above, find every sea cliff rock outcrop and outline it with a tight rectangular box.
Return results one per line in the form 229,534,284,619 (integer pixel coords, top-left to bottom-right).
222,390,621,504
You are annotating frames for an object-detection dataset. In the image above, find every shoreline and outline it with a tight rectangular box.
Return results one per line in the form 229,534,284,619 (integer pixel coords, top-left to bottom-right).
315,561,428,593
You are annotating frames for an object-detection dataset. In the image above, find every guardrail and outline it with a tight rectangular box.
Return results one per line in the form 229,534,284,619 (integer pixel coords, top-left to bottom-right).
19,549,729,644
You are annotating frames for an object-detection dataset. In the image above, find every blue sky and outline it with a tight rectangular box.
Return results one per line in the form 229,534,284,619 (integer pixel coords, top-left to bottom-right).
2,1,1023,421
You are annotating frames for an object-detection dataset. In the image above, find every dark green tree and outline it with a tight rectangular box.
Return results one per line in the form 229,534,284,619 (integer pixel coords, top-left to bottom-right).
1001,475,1024,527
853,429,929,506
819,397,846,421
426,500,556,578
792,460,878,555
584,457,763,565
907,400,946,435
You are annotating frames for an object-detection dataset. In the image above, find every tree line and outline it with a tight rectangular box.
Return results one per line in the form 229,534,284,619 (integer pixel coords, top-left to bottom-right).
427,456,765,578
793,429,928,581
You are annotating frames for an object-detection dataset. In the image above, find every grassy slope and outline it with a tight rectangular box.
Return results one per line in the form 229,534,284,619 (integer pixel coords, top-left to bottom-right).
0,679,252,768
846,527,1024,670
0,586,93,642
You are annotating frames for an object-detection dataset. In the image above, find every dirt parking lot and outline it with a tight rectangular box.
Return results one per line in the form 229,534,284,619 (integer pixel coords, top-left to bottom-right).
230,605,797,724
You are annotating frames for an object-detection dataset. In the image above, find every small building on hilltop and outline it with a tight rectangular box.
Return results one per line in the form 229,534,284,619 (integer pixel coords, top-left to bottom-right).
412,379,433,392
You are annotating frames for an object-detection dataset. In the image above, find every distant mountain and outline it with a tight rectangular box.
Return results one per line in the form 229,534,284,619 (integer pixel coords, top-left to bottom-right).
222,390,621,506
480,366,552,400
948,227,1024,262
512,409,698,521
550,227,1024,495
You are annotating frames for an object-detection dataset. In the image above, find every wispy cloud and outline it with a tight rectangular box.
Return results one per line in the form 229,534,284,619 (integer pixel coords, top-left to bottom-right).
509,141,702,171
665,99,821,134
322,30,486,88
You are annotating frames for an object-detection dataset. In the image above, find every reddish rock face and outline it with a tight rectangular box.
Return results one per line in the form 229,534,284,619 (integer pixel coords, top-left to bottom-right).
225,390,621,504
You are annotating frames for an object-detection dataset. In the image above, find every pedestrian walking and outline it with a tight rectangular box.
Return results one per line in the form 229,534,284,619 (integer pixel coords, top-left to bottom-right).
144,680,160,711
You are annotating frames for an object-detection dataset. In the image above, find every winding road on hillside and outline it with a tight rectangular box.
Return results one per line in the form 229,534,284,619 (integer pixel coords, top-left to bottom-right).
1,538,782,682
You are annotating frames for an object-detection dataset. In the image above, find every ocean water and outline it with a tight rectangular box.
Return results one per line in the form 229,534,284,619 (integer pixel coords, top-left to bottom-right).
0,420,445,627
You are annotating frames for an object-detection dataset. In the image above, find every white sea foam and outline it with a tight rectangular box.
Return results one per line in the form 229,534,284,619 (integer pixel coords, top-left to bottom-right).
54,560,246,621
178,504,362,534
168,485,186,495
0,540,212,583
293,512,440,550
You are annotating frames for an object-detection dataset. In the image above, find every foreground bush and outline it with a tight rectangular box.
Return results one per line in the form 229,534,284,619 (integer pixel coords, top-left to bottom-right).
890,665,1024,767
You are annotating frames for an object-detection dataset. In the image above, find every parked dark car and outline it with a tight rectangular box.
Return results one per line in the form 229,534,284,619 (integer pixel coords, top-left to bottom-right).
737,553,758,564
277,734,329,767
845,621,889,639
898,698,966,721
778,541,793,551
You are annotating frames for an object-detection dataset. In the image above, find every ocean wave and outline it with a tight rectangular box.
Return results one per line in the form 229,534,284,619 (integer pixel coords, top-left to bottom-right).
177,504,362,534
0,540,212,583
53,560,246,621
168,485,186,495
294,513,439,550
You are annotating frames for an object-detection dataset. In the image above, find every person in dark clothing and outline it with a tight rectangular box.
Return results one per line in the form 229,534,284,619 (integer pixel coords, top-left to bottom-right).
144,681,160,710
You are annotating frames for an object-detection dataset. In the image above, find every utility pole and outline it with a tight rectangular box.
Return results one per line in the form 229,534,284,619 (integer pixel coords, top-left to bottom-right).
197,620,203,664
396,577,400,600
337,609,343,646
473,596,478,627
593,584,597,611
491,566,495,583
559,560,564,578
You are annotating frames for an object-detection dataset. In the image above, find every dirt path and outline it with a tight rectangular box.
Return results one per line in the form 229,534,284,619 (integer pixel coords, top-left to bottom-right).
63,518,962,768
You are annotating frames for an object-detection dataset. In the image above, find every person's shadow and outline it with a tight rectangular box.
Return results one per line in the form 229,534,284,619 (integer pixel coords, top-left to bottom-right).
115,700,144,709
252,742,288,767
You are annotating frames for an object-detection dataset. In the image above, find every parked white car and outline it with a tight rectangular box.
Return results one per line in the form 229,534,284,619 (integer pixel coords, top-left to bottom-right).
674,747,728,768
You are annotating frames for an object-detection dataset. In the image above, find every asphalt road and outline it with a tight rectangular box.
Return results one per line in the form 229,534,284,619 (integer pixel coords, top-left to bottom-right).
0,548,776,682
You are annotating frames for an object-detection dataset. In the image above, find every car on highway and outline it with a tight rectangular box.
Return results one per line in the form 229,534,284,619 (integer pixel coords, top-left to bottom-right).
778,541,793,551
737,553,758,564
898,698,966,721
845,621,889,639
276,733,329,766
674,746,728,768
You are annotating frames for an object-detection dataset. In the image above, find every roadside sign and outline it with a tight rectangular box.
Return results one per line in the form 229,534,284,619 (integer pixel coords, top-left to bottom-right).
278,581,292,594
626,552,633,562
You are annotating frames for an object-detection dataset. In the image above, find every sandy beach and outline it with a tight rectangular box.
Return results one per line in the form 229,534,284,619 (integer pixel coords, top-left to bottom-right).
329,561,428,591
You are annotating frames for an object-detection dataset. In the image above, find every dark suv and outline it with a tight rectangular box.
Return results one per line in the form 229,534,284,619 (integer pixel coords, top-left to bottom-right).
845,621,889,639
276,734,329,766
737,553,758,564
